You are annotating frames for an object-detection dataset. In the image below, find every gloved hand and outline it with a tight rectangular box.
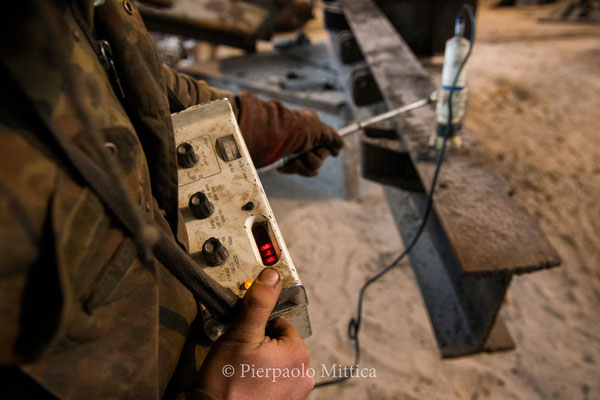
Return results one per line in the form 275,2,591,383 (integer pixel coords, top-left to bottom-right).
237,91,343,177
195,268,314,400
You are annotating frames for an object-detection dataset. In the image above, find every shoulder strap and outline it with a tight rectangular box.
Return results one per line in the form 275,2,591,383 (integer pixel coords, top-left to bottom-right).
0,61,238,323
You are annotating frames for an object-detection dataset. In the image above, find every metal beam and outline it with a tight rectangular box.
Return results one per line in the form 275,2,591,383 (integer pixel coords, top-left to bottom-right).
342,0,561,275
337,0,559,356
385,186,514,357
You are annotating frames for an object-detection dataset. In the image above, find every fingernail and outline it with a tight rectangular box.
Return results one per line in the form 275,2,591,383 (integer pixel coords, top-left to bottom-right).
257,268,281,286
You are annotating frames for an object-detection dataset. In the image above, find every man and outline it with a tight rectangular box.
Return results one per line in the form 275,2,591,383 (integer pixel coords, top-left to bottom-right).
0,0,342,398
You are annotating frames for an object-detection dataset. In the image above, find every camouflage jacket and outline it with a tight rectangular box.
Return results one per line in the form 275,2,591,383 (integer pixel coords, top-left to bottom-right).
0,0,242,398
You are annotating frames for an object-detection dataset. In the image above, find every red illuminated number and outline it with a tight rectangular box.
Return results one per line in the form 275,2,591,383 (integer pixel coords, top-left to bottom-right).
259,243,272,252
265,256,277,265
252,223,279,266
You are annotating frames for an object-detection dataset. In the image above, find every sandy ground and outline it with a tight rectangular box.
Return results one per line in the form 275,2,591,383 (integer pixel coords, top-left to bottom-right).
263,2,600,399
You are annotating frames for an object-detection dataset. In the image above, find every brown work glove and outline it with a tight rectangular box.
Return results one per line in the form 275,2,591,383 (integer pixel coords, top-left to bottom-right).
237,90,343,176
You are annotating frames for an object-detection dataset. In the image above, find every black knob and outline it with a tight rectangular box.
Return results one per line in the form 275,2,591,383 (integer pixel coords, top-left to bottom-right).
242,201,255,211
202,237,229,266
189,192,214,219
177,142,198,169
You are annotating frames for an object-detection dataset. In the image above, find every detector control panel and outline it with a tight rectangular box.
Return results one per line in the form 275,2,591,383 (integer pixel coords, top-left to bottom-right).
172,100,311,340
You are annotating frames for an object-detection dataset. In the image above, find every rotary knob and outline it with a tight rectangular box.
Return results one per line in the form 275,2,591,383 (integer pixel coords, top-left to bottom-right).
189,192,214,220
177,142,198,169
202,237,229,266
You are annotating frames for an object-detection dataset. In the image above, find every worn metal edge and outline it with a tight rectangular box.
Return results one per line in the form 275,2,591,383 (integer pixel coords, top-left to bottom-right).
342,0,562,275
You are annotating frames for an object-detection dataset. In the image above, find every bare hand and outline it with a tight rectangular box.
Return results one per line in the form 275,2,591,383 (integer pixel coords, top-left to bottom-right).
196,268,314,400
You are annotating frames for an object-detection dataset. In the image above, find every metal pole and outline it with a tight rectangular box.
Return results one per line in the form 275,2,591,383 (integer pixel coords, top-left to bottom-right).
258,97,432,173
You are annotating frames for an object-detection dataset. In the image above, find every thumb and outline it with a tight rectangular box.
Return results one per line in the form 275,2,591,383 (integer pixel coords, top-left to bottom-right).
229,267,282,342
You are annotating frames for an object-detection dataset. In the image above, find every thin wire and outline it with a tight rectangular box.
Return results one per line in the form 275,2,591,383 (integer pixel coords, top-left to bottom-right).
314,4,476,388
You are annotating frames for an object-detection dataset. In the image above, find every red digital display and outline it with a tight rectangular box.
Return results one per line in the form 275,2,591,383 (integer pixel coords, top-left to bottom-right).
252,223,279,266
259,243,272,252
265,256,277,264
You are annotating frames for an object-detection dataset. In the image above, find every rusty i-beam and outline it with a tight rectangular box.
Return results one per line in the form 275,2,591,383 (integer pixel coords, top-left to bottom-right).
339,0,561,357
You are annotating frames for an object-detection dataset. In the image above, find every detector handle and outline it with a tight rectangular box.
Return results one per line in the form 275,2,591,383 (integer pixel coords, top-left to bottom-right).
258,97,432,174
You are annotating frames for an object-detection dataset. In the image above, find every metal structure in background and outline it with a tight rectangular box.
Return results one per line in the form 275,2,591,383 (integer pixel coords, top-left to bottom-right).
324,0,477,57
336,0,561,357
374,0,478,56
138,0,315,52
545,0,600,23
342,0,561,357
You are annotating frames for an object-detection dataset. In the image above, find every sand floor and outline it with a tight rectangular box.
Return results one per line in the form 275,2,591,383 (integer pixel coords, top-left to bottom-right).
264,2,600,399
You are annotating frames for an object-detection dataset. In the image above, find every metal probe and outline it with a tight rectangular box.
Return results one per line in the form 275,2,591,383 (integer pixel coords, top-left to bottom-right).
258,97,432,173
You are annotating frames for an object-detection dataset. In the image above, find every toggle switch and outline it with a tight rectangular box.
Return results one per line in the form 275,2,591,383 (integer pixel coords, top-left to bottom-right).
202,237,229,266
177,142,198,169
189,192,214,220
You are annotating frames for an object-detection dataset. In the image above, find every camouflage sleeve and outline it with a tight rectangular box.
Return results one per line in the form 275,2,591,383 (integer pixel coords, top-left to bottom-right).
163,64,239,117
0,188,42,364
0,123,60,365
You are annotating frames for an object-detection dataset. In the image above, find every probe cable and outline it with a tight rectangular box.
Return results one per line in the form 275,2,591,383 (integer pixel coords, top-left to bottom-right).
314,4,476,388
